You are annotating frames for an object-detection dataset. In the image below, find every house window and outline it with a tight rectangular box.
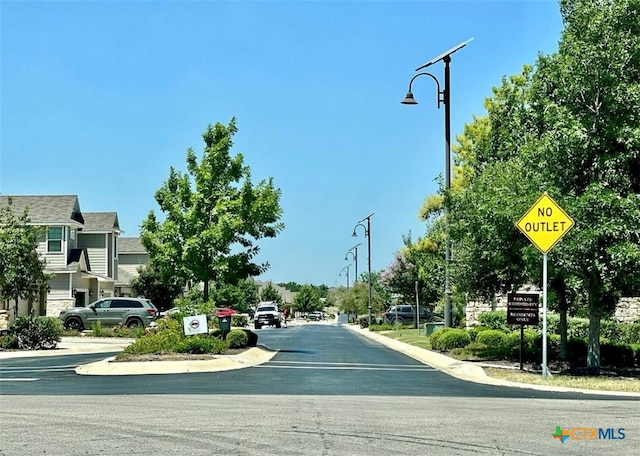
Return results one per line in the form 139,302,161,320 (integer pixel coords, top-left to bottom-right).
47,227,63,252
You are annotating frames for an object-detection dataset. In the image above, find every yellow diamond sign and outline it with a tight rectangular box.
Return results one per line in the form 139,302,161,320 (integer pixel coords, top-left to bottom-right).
516,193,574,254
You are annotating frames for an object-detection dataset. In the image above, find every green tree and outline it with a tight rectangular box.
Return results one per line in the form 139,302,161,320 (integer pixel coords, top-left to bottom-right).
292,284,322,313
210,279,259,313
140,119,284,302
0,200,48,318
259,281,283,304
529,0,640,368
130,263,184,311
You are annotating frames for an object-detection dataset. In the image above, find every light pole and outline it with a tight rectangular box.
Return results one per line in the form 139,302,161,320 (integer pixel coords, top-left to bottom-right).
353,212,375,328
401,38,472,328
344,243,361,283
340,265,350,290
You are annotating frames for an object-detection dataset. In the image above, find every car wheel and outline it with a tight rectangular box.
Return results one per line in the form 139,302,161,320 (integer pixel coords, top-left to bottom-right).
65,318,83,331
275,322,281,328
392,317,403,325
126,319,143,329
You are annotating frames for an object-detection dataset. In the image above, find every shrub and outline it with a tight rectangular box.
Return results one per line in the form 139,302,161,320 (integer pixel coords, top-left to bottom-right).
476,329,506,347
619,323,640,345
428,327,452,350
600,320,624,341
176,335,227,354
358,315,369,329
226,329,249,348
242,329,258,347
565,338,587,364
231,314,248,327
0,333,18,349
468,326,491,342
478,311,514,332
474,330,509,359
566,317,589,341
600,342,635,368
431,328,470,351
9,314,63,350
91,320,104,337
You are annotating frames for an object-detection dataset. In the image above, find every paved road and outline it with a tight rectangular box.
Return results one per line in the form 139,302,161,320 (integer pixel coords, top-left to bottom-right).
2,323,639,455
1,324,635,400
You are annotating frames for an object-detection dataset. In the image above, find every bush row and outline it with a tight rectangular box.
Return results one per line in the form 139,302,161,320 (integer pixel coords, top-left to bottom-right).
120,318,256,356
478,311,640,345
0,314,63,350
430,325,640,368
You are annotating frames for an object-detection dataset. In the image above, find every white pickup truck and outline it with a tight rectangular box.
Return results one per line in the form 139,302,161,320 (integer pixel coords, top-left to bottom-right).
253,302,282,329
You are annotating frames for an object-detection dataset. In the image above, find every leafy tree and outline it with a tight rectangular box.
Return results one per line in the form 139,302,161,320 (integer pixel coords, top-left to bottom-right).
209,279,259,313
130,263,184,311
292,284,322,313
259,281,282,304
0,200,48,317
140,119,284,302
529,0,640,368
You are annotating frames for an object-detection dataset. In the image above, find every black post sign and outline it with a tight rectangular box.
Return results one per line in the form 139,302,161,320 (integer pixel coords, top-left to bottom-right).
507,292,540,371
507,293,539,325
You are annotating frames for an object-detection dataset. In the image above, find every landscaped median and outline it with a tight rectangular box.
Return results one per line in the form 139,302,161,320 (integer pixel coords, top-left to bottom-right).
75,345,277,375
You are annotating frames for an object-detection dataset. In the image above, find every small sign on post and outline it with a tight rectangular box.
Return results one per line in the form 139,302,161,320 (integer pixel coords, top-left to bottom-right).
183,315,208,336
507,293,539,326
507,292,540,371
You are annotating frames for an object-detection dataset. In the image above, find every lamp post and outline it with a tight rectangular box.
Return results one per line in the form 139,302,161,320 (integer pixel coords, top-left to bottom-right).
353,212,375,328
344,243,361,283
340,265,350,290
401,38,472,328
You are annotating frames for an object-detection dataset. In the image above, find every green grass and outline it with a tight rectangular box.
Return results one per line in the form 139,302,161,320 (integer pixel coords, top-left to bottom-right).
381,328,432,350
484,368,640,393
377,328,640,393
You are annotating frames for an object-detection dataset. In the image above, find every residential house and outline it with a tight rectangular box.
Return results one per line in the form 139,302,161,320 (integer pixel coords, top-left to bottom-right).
116,237,150,297
0,195,121,320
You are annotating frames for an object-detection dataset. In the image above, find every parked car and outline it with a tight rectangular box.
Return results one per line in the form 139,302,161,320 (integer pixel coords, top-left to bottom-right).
59,297,158,331
384,305,442,325
307,311,325,321
215,307,236,318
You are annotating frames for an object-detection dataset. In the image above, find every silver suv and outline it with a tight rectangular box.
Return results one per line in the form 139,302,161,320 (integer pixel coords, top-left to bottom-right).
59,297,158,330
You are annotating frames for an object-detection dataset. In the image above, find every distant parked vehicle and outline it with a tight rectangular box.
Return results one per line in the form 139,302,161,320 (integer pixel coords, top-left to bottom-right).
384,305,442,325
215,307,236,318
307,311,325,321
59,297,158,331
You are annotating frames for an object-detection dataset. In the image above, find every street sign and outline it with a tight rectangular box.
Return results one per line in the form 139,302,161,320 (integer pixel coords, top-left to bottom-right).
507,292,539,325
183,314,208,335
516,193,574,253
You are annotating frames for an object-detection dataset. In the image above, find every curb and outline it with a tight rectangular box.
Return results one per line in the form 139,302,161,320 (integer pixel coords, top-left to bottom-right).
343,324,640,397
75,346,278,376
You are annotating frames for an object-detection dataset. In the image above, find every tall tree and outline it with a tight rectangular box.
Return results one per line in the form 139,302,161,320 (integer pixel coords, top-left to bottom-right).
259,281,283,304
530,0,640,369
292,284,322,313
0,200,48,317
141,119,284,302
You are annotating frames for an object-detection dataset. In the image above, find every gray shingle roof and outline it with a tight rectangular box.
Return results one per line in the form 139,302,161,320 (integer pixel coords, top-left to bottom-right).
82,212,120,232
118,237,146,254
0,195,84,226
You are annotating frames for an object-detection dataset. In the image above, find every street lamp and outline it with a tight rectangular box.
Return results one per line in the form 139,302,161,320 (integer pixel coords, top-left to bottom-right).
344,243,362,283
340,265,350,290
401,38,472,328
352,212,375,328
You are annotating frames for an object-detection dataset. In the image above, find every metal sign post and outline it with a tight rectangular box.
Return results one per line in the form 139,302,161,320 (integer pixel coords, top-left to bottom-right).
516,193,574,380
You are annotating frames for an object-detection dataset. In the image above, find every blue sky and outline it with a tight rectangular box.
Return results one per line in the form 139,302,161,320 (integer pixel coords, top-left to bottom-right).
1,0,564,288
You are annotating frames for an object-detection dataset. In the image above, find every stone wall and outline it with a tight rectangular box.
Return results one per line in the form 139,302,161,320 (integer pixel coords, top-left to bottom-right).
466,294,640,328
46,299,76,318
